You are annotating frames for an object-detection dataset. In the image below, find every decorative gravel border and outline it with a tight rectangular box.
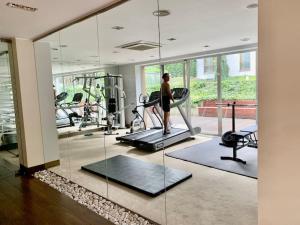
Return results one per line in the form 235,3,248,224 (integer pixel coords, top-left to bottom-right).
34,170,158,225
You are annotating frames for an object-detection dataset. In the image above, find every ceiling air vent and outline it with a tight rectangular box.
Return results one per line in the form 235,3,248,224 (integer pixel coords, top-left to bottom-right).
117,41,160,51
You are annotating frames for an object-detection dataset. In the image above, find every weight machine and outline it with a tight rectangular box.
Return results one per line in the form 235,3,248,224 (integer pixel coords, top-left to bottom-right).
73,73,125,133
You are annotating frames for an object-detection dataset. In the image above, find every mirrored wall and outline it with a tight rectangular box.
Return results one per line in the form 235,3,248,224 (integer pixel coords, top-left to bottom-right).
0,41,19,175
34,0,258,224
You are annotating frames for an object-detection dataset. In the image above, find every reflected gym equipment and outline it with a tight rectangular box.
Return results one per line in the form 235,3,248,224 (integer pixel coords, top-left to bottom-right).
117,88,201,151
217,102,258,164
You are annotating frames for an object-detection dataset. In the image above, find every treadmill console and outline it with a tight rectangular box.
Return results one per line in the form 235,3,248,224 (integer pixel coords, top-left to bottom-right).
144,91,161,108
148,91,160,102
172,88,189,100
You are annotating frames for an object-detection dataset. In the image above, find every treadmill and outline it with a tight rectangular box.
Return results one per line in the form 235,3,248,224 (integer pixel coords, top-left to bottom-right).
116,90,162,145
117,88,201,151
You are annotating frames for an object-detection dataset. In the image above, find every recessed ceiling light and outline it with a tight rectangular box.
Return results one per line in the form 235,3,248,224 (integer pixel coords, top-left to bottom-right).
246,3,258,9
59,44,68,48
112,26,124,30
153,10,170,17
6,2,38,12
167,38,176,41
204,45,210,48
240,38,250,42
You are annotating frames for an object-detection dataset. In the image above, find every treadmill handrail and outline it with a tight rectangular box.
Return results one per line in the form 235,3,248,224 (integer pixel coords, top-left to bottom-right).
170,88,189,108
144,98,160,108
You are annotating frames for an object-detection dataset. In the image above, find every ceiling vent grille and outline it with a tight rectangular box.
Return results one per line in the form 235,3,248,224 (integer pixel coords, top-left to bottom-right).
117,41,160,51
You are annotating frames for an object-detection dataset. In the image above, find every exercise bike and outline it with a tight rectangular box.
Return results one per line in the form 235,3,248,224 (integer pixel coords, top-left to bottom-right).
128,91,164,134
129,94,148,133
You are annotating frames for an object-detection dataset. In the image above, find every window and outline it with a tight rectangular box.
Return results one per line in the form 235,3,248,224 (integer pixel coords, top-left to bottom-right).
204,57,217,74
144,65,161,94
240,52,251,71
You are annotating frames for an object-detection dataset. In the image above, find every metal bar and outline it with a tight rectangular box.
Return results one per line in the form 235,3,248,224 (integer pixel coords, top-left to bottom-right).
217,55,222,136
177,105,194,135
216,103,258,107
232,103,236,132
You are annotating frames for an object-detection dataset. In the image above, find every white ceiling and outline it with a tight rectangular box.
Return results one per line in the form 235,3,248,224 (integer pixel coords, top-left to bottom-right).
38,0,258,74
0,0,119,39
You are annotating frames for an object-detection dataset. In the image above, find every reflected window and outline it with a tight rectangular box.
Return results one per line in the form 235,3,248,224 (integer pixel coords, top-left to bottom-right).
144,65,161,94
204,57,217,74
240,52,251,71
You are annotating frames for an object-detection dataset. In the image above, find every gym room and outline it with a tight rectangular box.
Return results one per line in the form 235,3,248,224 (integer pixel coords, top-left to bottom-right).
19,0,259,224
30,0,258,224
2,0,300,224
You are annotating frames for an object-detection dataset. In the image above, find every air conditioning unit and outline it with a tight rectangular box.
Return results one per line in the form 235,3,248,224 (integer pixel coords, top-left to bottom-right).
117,41,160,51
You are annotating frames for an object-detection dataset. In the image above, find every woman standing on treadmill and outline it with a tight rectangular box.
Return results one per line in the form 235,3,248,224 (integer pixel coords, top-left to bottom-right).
161,73,174,135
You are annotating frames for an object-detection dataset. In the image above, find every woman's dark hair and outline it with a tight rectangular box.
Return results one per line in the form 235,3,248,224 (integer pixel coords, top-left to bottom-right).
162,73,169,79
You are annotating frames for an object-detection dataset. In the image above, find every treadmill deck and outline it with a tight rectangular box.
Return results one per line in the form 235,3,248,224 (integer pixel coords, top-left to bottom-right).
117,128,192,151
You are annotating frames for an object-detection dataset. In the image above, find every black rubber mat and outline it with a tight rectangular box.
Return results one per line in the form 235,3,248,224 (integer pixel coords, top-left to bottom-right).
82,155,192,197
166,138,257,178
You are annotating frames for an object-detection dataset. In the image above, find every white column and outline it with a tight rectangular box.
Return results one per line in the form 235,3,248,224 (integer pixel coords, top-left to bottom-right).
259,1,300,224
34,42,59,164
12,38,59,168
119,64,140,126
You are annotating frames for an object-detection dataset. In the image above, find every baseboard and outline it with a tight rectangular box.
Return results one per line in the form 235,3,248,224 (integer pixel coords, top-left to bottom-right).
45,160,60,168
20,160,60,175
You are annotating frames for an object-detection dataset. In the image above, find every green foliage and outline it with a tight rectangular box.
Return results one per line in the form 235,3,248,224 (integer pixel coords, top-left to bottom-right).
144,65,161,74
146,76,256,106
164,63,183,77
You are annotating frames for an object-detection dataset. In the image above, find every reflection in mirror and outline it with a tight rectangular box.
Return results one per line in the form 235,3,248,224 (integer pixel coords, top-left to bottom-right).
158,0,258,224
34,0,168,224
32,0,258,224
97,0,167,224
0,41,19,176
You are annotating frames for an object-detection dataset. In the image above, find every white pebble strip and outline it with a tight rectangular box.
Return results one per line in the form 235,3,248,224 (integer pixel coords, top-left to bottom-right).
34,170,157,225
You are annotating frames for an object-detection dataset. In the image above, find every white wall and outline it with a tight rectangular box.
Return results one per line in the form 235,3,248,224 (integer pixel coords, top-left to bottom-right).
118,64,141,126
258,1,300,224
196,52,256,79
227,52,256,76
34,42,59,163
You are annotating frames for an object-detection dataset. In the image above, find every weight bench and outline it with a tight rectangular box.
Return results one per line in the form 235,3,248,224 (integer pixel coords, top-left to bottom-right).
220,125,258,164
